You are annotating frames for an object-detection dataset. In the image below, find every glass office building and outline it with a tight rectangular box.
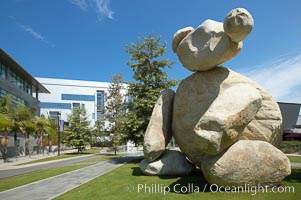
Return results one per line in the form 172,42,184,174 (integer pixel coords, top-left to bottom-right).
0,48,50,157
0,48,49,114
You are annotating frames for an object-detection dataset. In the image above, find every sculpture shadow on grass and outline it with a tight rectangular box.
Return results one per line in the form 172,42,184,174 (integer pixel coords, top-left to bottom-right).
284,168,301,183
166,169,211,194
131,165,211,194
109,156,144,165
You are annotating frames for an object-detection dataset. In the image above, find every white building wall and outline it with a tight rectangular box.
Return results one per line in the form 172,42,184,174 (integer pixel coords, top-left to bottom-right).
35,77,127,128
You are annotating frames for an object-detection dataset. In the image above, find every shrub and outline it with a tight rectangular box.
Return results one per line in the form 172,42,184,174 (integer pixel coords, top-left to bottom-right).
280,140,301,153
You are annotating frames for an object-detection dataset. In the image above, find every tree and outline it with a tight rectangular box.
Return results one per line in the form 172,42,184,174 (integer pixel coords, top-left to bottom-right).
93,120,105,147
0,95,23,157
104,73,126,155
124,33,178,144
16,103,37,156
36,115,56,155
0,113,12,161
64,107,92,153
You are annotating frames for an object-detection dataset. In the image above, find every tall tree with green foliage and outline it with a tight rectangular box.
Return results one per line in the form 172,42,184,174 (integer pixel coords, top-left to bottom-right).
36,114,56,154
104,73,126,155
0,112,12,161
17,104,36,155
93,120,105,147
64,107,92,153
0,95,27,157
124,33,178,144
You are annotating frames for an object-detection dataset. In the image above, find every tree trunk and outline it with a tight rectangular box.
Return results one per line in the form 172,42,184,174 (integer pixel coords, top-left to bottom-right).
0,131,8,162
25,133,29,156
14,133,18,158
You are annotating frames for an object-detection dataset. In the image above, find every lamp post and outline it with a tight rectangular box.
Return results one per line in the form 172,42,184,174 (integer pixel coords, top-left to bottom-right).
57,112,61,156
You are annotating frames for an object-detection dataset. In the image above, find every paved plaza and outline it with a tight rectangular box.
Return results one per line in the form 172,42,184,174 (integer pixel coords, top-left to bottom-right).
0,151,142,200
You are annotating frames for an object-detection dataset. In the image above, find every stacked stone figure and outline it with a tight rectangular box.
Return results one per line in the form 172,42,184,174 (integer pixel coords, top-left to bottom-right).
140,8,291,187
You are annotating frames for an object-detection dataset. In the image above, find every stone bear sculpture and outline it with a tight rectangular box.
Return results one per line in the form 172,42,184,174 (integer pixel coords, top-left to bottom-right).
140,8,291,187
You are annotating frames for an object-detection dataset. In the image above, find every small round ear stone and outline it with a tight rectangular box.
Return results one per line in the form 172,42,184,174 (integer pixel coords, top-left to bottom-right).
172,27,194,53
224,8,254,42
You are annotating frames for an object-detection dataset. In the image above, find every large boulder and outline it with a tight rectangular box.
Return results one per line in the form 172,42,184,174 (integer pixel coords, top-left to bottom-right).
172,67,282,167
201,140,291,187
143,89,175,162
140,150,195,176
174,19,242,72
193,83,262,155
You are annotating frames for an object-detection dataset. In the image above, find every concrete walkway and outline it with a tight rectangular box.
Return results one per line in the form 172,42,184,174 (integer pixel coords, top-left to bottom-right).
0,152,142,200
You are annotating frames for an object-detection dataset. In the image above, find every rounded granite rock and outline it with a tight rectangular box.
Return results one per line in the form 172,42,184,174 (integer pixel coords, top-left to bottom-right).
201,140,291,187
175,19,242,72
140,150,195,176
224,8,254,42
172,67,283,167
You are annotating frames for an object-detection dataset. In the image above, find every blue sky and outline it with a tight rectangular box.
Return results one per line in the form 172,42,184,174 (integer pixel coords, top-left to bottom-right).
1,0,301,104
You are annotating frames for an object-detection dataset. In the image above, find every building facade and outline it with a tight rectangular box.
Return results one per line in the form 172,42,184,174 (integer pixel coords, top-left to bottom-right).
36,77,128,128
278,102,301,140
0,49,49,113
0,48,50,158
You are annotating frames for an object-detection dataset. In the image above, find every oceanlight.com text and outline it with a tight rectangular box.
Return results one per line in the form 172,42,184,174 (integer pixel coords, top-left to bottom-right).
129,183,295,196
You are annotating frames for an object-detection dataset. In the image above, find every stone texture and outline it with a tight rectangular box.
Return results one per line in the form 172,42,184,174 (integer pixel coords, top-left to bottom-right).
224,8,254,43
172,67,282,167
172,27,194,53
140,150,195,176
143,89,175,162
194,83,262,154
175,19,242,72
201,140,291,187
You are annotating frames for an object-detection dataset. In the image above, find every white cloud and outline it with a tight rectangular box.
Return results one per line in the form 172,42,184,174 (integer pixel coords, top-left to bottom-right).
68,0,88,11
239,53,301,104
19,24,45,41
10,16,55,48
94,0,114,20
18,24,56,48
68,0,114,21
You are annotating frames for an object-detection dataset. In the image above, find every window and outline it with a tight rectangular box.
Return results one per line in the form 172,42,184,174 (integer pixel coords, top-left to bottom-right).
96,90,104,120
0,63,7,79
0,88,7,98
25,82,32,95
49,111,60,120
61,94,95,101
72,103,80,111
9,70,17,85
40,102,71,109
17,76,25,90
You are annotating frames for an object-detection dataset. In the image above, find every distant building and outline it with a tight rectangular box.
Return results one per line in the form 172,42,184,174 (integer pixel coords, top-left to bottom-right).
278,102,301,140
0,48,50,158
36,77,128,128
0,49,49,113
297,115,301,126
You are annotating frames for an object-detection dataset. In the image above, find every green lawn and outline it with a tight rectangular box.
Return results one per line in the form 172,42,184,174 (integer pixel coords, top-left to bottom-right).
79,154,126,163
0,164,90,192
55,159,301,200
16,148,102,166
287,156,301,163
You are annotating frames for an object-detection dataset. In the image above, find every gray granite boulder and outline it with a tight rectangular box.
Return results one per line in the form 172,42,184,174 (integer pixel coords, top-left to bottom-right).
201,140,291,187
143,89,175,162
174,19,242,72
172,67,282,167
224,8,254,42
140,150,195,176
